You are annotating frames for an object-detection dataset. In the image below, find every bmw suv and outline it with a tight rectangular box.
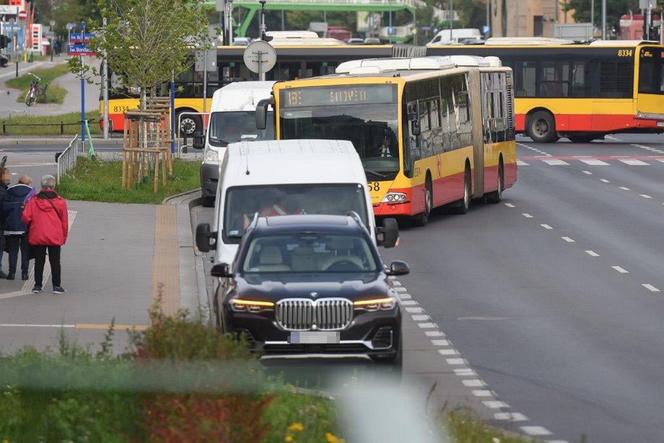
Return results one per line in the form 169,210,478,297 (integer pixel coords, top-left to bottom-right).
210,214,409,364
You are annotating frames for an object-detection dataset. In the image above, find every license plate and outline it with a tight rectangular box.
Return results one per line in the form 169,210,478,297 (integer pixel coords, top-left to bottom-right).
289,331,340,344
657,121,664,127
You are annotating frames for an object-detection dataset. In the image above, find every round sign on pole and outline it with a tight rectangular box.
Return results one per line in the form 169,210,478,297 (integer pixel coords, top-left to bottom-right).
243,40,277,77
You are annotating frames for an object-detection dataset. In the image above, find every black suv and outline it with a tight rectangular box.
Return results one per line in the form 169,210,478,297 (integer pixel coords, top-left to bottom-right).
210,214,409,365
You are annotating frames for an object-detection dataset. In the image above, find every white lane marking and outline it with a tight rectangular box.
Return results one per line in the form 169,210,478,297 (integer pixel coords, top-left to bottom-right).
504,203,515,208
517,142,552,156
620,159,649,166
431,339,450,346
454,368,477,376
582,170,593,175
399,293,412,300
540,224,553,230
642,284,661,293
446,358,467,365
391,280,402,286
612,265,629,274
495,412,528,421
411,314,430,321
522,213,533,218
585,250,600,257
400,299,418,306
472,390,493,397
392,286,407,292
600,178,611,183
580,159,609,165
543,159,570,166
640,194,653,199
561,236,575,243
425,330,445,337
437,348,459,356
462,379,486,387
417,322,437,329
605,135,619,141
516,160,529,166
405,306,424,313
483,400,509,409
619,186,631,191
658,159,664,164
630,143,664,154
521,426,553,436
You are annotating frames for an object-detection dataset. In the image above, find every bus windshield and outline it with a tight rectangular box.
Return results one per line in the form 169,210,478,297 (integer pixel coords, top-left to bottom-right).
209,111,275,147
279,85,399,181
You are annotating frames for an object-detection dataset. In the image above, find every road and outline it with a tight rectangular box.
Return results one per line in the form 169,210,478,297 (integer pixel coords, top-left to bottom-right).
380,133,664,443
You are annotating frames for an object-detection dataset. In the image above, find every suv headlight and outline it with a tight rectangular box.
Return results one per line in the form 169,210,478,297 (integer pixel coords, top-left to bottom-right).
230,298,275,313
381,192,408,204
204,149,219,164
353,297,396,311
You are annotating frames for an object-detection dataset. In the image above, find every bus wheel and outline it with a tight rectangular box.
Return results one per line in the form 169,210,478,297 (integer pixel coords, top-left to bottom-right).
486,160,503,204
568,134,597,143
177,111,202,138
527,110,558,143
455,166,471,214
413,177,432,226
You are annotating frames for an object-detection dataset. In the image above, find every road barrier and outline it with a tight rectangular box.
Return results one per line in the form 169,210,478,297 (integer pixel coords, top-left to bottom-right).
56,134,85,182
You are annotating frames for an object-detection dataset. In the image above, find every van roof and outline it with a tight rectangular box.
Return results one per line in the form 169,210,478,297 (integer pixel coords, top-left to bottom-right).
224,139,366,187
211,81,275,113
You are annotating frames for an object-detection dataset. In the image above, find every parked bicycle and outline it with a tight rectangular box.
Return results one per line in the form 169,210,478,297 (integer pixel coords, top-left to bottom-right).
25,72,46,106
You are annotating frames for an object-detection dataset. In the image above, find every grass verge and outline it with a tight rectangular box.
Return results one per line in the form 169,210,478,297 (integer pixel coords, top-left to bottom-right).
5,63,70,104
58,157,200,204
0,111,101,136
447,408,536,443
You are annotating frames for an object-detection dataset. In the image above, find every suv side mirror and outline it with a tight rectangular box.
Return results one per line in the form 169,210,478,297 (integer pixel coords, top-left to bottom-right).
255,97,274,130
195,223,216,252
193,133,205,150
376,218,399,248
211,262,233,278
387,260,410,276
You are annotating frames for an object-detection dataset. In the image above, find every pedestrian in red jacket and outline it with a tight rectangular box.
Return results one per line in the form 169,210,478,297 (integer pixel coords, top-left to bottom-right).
21,175,68,294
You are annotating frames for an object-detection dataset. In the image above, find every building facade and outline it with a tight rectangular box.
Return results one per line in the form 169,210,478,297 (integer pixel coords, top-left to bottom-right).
490,0,574,37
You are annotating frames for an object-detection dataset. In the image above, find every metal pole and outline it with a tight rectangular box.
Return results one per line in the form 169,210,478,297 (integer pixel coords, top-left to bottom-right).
486,0,490,37
591,0,594,37
170,70,175,154
281,10,285,31
227,0,233,45
102,17,109,140
448,0,453,37
601,0,606,39
203,50,208,114
80,56,86,145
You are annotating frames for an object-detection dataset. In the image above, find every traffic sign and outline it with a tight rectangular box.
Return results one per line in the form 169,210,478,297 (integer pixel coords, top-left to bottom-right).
243,40,276,75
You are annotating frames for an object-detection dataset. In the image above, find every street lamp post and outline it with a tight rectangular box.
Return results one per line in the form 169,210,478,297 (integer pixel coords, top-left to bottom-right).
601,0,606,39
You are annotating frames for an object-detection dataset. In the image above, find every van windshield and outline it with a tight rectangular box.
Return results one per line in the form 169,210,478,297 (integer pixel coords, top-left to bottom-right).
224,184,368,240
208,111,274,147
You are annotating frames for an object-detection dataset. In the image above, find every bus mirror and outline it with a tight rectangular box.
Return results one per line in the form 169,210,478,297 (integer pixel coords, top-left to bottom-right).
256,97,274,130
193,134,205,150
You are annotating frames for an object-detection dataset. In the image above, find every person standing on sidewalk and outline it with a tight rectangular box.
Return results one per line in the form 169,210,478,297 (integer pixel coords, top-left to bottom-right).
2,175,34,280
0,167,11,279
21,175,68,294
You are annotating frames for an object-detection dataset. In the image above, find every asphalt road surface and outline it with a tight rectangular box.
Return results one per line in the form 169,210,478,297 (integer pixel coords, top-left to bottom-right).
382,133,664,443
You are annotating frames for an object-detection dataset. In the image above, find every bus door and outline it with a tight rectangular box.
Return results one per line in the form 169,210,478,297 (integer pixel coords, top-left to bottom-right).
636,46,664,123
467,70,484,198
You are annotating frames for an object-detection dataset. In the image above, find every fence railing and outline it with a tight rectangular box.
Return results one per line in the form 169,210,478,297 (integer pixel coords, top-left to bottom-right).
0,119,101,137
56,135,83,182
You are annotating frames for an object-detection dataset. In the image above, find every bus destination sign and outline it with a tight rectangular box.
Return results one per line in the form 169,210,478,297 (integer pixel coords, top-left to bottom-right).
281,85,396,108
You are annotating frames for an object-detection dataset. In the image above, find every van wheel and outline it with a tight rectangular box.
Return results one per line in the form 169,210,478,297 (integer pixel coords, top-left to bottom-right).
455,166,471,214
412,176,432,226
486,160,504,204
526,110,558,143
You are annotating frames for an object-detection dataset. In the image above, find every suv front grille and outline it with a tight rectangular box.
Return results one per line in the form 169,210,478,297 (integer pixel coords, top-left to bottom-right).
276,298,353,331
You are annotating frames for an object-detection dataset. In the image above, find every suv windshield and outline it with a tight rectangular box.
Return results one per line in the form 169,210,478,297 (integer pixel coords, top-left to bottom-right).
208,111,274,147
279,85,399,181
242,233,378,273
224,184,368,240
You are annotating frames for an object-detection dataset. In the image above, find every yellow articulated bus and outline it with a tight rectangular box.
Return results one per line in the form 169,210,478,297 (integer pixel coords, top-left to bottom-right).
259,56,517,225
427,38,664,143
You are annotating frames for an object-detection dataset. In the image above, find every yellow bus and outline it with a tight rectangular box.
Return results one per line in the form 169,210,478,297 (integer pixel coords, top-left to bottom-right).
427,38,664,143
101,34,398,135
260,56,517,224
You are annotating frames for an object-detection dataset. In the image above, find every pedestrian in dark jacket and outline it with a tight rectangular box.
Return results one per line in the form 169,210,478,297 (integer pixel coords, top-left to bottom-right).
21,175,68,294
2,176,34,280
0,167,11,279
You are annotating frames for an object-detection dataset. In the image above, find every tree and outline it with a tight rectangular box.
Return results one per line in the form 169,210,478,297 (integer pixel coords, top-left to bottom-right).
76,0,209,110
564,0,640,36
457,0,487,29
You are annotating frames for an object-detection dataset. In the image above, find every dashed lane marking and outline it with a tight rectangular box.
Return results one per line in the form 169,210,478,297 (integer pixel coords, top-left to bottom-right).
542,159,570,166
600,178,610,183
504,203,515,208
580,159,609,165
642,284,661,293
411,314,430,321
582,170,593,175
472,390,494,397
483,400,510,409
561,236,575,243
400,299,418,306
405,306,424,313
445,358,467,365
585,250,600,257
424,330,445,337
437,348,459,356
495,412,529,422
540,224,553,230
462,379,487,387
454,368,476,376
417,322,437,329
521,426,553,436
517,142,552,156
522,213,533,218
620,159,649,166
431,339,450,346
517,160,529,166
619,186,631,191
612,266,629,274
640,194,653,199
399,293,412,300
631,143,664,154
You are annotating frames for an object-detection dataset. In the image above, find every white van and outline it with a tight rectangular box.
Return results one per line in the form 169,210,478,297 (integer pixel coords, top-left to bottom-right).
427,28,482,45
199,81,275,204
195,139,398,266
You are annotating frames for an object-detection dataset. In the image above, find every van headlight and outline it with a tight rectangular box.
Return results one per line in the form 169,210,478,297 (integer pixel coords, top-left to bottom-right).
204,149,219,164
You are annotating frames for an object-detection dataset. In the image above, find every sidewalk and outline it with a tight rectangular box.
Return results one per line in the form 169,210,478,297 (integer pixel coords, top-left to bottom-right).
0,194,203,354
